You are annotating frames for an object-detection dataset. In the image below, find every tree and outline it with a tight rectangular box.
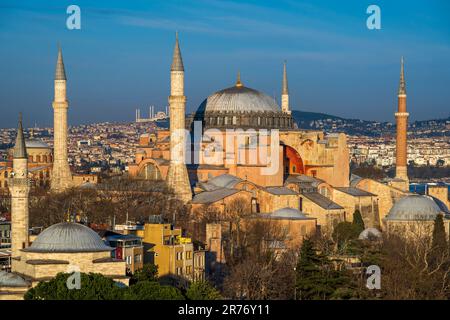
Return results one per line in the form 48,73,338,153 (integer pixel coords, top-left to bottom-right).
24,273,125,300
124,281,184,300
432,214,447,254
332,222,360,251
352,210,365,233
186,281,222,300
129,264,158,285
295,238,356,300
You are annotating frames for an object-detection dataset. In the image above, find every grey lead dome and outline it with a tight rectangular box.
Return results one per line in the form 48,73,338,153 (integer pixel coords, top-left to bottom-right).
385,195,450,221
25,222,112,253
198,85,280,113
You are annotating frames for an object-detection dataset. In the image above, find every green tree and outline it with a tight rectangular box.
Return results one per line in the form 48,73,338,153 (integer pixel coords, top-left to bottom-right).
124,281,184,300
186,281,222,300
432,214,447,254
129,264,158,285
332,222,360,250
295,238,355,300
352,210,365,233
24,273,125,300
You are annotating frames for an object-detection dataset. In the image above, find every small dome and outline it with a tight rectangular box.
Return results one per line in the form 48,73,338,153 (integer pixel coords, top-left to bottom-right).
358,228,382,241
385,195,450,221
26,222,112,253
0,271,29,287
197,85,280,114
203,174,242,191
270,207,308,220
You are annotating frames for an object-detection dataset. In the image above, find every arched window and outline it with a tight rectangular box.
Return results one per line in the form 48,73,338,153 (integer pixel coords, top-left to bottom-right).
4,171,7,178
36,155,41,163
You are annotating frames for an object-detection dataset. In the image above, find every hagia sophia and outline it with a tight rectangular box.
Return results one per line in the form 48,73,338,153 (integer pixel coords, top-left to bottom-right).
0,34,449,299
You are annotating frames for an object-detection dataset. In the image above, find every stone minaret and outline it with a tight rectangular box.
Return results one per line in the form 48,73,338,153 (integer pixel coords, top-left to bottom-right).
51,46,72,191
393,57,409,191
9,114,30,259
166,33,192,203
281,61,291,114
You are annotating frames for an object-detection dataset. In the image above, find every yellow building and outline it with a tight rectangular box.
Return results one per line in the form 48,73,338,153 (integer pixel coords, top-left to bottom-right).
135,222,197,285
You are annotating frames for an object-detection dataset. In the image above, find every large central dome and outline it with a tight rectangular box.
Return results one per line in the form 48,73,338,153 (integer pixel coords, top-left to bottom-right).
188,75,295,130
197,85,280,113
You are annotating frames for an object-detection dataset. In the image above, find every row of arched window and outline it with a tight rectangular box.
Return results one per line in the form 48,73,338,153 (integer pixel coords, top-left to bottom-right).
28,154,53,163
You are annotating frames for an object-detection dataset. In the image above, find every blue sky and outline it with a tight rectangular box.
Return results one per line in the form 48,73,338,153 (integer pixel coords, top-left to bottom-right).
0,0,449,128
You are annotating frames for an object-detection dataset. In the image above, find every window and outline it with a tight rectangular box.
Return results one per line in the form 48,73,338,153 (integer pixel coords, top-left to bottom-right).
299,197,303,211
186,266,192,274
185,251,192,260
126,256,132,264
176,267,182,275
176,252,183,260
134,254,141,263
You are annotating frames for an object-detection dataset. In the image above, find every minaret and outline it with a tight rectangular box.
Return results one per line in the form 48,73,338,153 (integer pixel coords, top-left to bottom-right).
281,61,291,114
166,33,192,203
393,57,409,191
51,45,72,191
9,113,30,259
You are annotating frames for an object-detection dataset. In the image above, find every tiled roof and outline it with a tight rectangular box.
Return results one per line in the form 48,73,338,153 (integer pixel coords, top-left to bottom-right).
302,192,343,210
334,187,376,197
192,188,240,204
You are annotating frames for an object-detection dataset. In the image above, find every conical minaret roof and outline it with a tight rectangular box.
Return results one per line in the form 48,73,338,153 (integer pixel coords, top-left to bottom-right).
171,32,184,72
282,61,289,95
398,56,406,95
13,113,27,159
55,45,67,80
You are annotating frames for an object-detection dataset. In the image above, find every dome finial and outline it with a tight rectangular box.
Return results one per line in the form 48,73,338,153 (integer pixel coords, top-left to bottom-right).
236,71,243,88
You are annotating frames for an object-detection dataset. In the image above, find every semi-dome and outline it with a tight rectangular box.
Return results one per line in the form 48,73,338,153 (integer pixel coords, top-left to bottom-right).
270,207,309,220
25,222,112,253
197,85,280,114
25,139,50,149
385,195,450,221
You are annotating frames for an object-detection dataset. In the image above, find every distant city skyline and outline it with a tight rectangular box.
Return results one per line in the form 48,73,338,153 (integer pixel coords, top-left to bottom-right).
1,0,449,128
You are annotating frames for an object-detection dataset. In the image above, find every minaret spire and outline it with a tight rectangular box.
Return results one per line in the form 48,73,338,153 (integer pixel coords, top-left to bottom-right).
13,113,27,159
166,32,192,203
398,56,406,95
390,56,409,192
281,60,291,114
171,31,184,72
9,113,30,260
55,44,67,81
282,60,288,95
51,44,73,191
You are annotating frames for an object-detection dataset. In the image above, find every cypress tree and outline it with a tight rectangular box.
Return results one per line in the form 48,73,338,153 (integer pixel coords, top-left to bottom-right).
352,209,365,233
432,213,447,253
